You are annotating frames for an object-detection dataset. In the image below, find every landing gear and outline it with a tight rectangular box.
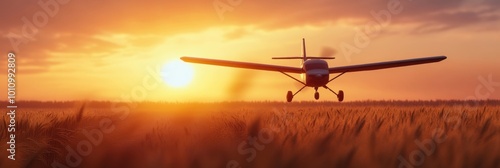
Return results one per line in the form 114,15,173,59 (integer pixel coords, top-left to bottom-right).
321,72,347,102
287,86,344,102
314,87,320,100
280,71,347,102
286,85,306,102
324,86,345,102
280,72,307,103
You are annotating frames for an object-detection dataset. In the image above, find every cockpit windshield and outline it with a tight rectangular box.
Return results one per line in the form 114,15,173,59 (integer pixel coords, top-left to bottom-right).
304,61,328,70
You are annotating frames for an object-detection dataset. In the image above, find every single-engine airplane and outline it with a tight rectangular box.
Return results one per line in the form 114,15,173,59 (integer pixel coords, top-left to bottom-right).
181,38,446,102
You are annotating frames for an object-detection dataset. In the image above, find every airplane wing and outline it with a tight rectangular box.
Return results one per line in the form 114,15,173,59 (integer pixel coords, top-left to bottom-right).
329,56,447,73
181,56,304,73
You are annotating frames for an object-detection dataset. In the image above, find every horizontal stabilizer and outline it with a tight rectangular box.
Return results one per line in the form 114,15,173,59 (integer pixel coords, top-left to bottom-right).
272,57,305,59
272,56,335,60
306,57,335,59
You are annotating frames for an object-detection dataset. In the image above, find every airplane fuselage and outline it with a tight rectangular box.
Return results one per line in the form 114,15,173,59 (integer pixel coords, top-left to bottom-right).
303,59,329,87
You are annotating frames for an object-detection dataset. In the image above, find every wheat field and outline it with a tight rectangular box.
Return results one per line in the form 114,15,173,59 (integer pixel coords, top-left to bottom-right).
1,100,499,168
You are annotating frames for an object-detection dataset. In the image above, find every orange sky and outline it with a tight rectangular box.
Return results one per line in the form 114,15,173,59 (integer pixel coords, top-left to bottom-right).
1,0,499,102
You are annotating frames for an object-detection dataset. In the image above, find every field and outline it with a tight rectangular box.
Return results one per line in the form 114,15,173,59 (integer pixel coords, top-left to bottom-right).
1,100,499,168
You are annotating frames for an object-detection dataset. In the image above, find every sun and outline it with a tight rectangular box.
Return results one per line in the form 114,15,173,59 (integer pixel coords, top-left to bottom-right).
161,59,195,88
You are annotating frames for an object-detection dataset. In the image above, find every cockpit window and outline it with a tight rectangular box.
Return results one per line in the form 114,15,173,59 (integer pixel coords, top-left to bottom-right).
304,61,328,70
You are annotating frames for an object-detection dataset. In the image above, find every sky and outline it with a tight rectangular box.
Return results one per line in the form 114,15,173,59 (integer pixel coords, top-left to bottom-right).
0,0,499,102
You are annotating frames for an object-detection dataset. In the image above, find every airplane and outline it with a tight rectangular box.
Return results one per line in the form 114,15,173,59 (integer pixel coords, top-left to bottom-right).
181,38,447,102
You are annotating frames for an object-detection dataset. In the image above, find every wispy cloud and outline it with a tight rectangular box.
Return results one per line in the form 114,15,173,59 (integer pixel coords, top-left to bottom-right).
1,0,498,74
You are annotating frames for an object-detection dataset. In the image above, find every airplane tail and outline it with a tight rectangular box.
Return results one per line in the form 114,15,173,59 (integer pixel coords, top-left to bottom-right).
302,38,307,63
271,38,335,61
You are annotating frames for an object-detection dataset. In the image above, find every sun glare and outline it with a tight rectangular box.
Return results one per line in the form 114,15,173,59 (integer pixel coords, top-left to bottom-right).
161,60,195,88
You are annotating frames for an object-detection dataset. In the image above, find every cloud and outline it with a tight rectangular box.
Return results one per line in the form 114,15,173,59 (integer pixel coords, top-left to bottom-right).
412,10,500,33
2,0,498,38
224,27,252,40
1,0,498,74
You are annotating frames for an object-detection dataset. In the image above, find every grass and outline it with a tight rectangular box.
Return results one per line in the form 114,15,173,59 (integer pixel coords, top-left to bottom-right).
1,100,499,168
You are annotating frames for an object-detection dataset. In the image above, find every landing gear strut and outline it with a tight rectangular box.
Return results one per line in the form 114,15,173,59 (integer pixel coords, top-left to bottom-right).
324,72,346,102
323,86,344,102
281,71,347,102
286,85,307,102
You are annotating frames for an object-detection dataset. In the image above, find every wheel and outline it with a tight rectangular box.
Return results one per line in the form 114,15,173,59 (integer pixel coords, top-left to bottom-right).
287,91,293,102
337,90,344,102
314,92,320,100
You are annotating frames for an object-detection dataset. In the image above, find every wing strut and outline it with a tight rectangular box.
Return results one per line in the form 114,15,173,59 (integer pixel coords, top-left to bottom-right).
280,71,306,85
328,72,346,84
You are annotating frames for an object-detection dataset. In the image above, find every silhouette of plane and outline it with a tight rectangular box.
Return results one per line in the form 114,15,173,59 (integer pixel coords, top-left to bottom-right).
181,38,447,102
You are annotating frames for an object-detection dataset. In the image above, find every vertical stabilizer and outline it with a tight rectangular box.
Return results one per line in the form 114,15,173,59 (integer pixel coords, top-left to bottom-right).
302,38,307,62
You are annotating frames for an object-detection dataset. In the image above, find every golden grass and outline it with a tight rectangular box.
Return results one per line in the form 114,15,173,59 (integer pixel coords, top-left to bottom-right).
1,100,499,168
